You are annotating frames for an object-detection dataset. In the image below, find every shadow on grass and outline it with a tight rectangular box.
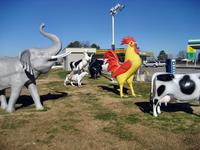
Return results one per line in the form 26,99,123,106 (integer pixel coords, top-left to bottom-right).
98,84,129,96
135,102,151,114
89,76,101,79
64,82,87,87
15,91,68,110
135,101,200,116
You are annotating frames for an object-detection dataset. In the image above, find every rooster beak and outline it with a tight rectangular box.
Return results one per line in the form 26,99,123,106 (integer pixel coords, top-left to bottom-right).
130,42,136,47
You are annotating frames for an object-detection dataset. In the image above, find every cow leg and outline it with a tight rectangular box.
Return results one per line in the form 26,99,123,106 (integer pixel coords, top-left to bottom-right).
157,103,161,114
64,79,67,86
153,98,158,117
78,79,81,87
71,81,75,86
99,70,102,75
94,73,97,79
0,90,7,109
64,77,68,86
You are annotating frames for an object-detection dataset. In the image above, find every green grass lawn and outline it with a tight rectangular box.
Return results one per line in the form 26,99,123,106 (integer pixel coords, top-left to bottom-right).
0,68,200,150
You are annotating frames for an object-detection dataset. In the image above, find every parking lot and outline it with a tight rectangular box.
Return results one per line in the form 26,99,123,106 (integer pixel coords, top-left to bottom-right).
142,66,200,82
145,66,200,76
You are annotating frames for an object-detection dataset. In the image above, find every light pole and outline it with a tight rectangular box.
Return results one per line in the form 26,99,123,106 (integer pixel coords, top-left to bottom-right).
110,3,125,50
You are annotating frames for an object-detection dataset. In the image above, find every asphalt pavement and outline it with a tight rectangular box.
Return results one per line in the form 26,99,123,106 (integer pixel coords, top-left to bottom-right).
143,66,200,82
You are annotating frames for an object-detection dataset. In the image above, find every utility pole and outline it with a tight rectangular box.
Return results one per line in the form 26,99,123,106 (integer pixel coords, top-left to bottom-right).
110,3,125,50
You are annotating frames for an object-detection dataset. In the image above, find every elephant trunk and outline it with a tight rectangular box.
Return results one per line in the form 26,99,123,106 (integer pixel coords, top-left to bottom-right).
39,23,62,56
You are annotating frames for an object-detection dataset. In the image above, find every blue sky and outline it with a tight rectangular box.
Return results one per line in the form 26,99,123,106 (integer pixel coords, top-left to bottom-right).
0,0,200,57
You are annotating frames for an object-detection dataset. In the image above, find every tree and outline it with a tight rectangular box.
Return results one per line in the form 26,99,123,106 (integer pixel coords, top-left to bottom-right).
91,43,100,49
81,41,90,48
177,50,186,59
67,41,82,48
168,53,174,59
67,40,100,49
157,50,168,61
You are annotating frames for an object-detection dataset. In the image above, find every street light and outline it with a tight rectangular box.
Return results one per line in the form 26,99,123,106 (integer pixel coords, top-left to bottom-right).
110,3,125,50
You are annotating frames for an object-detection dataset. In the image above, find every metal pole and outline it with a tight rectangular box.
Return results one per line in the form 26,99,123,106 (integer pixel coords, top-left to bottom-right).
111,15,115,50
195,55,197,67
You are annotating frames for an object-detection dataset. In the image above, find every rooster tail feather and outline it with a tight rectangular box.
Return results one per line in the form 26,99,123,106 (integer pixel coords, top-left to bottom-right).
104,50,120,74
104,50,117,59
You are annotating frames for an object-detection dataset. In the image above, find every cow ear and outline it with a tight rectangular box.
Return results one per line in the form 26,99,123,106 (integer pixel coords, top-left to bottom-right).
20,50,34,75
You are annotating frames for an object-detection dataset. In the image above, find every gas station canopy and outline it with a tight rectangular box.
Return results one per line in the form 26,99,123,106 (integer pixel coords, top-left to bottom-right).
188,39,200,49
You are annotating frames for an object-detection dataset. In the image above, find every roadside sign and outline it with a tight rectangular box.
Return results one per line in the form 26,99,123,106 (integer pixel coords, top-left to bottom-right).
187,45,196,60
187,46,196,53
187,52,196,60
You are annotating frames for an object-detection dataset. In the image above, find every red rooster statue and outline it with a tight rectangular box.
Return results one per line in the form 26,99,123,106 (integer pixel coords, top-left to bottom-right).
104,36,142,97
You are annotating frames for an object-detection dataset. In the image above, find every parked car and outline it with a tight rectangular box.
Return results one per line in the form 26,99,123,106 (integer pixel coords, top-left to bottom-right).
157,61,166,67
143,60,158,67
143,60,166,67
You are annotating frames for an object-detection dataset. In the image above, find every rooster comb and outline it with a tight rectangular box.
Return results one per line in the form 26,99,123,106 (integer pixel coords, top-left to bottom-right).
121,36,136,45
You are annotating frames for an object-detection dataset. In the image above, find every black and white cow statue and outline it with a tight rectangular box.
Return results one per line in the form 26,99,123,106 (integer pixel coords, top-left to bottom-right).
151,72,200,117
64,50,93,87
64,71,88,87
70,50,93,73
89,59,104,79
89,58,112,79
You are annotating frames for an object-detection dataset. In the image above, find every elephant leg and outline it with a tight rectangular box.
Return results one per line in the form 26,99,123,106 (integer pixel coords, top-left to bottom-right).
6,86,22,112
27,83,44,110
0,90,7,109
127,75,136,97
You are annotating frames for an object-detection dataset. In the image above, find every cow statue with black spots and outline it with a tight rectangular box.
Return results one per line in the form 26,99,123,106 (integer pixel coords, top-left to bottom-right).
70,50,93,73
64,50,92,87
150,72,200,117
64,71,88,87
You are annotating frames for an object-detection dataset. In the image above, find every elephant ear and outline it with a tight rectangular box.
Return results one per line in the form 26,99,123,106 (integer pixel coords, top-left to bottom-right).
20,50,34,75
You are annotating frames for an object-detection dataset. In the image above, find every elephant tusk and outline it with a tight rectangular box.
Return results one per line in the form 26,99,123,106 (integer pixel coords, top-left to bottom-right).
51,51,71,59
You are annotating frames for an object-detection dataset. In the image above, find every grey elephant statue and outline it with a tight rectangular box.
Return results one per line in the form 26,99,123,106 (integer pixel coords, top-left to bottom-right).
0,24,71,112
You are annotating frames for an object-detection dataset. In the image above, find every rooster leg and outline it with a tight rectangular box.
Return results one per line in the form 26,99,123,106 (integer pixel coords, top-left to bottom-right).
127,75,136,97
119,84,124,98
